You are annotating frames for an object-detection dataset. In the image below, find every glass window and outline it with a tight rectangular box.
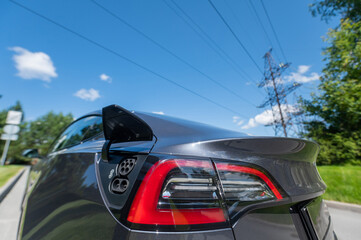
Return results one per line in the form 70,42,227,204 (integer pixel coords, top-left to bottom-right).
51,116,101,152
83,117,103,140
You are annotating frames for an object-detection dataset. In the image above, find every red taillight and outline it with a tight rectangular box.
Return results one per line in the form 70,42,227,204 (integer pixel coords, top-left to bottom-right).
127,159,283,227
215,162,283,220
127,159,226,225
216,163,283,200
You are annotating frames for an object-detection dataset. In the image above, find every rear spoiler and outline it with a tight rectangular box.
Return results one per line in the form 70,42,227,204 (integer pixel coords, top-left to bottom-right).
101,104,153,161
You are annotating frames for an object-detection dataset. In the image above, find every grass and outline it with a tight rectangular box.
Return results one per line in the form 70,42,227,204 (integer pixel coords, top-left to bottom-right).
0,165,24,188
318,165,361,205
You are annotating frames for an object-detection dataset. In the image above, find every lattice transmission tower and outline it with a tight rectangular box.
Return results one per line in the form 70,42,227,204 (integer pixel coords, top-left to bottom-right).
258,49,301,137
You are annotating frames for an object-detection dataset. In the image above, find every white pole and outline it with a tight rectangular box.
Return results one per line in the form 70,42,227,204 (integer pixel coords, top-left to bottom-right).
0,140,11,166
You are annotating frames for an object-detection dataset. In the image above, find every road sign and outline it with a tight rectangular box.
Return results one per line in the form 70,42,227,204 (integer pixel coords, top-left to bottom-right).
6,111,22,125
1,110,22,165
1,134,18,141
3,125,20,135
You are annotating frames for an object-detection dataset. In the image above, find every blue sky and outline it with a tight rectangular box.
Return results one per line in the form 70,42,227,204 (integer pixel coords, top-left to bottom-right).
0,0,338,136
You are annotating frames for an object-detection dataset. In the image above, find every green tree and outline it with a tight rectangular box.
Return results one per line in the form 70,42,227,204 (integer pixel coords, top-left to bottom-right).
302,19,361,165
22,111,74,155
1,102,74,163
310,0,361,22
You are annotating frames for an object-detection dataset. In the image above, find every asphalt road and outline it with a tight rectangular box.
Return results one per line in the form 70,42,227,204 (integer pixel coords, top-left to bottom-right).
328,206,361,240
0,168,29,240
0,171,360,240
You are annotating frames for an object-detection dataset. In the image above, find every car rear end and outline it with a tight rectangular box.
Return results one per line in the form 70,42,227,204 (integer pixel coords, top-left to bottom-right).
95,108,336,240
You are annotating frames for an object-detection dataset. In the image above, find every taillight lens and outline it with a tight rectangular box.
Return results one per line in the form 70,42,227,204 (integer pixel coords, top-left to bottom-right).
127,158,283,229
127,159,227,226
215,162,283,220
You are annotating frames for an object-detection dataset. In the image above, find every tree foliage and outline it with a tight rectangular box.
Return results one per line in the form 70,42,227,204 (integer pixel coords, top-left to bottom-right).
21,112,74,155
0,102,73,163
302,19,361,165
310,0,361,22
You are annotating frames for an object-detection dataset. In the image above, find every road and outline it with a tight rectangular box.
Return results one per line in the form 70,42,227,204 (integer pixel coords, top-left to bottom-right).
0,171,359,240
328,206,361,240
0,168,29,240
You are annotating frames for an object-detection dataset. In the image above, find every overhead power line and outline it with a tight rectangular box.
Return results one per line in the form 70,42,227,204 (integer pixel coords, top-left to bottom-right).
164,0,255,84
259,0,288,63
222,0,258,54
164,0,265,97
91,0,257,107
207,0,263,74
9,0,248,117
246,0,274,51
245,0,282,62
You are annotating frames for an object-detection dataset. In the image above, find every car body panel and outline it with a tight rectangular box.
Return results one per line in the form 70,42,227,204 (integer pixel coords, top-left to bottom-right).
19,141,118,240
18,110,334,240
127,229,235,240
233,204,300,240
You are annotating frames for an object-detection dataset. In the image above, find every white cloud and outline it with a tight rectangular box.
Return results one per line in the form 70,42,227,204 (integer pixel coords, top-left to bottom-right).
263,77,284,87
9,46,57,82
74,88,100,101
100,73,112,83
236,120,244,126
241,104,298,129
284,65,320,83
298,65,310,74
232,116,244,126
152,111,164,115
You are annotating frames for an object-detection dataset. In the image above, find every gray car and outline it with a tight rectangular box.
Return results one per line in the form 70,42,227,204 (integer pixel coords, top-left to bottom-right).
18,105,336,240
